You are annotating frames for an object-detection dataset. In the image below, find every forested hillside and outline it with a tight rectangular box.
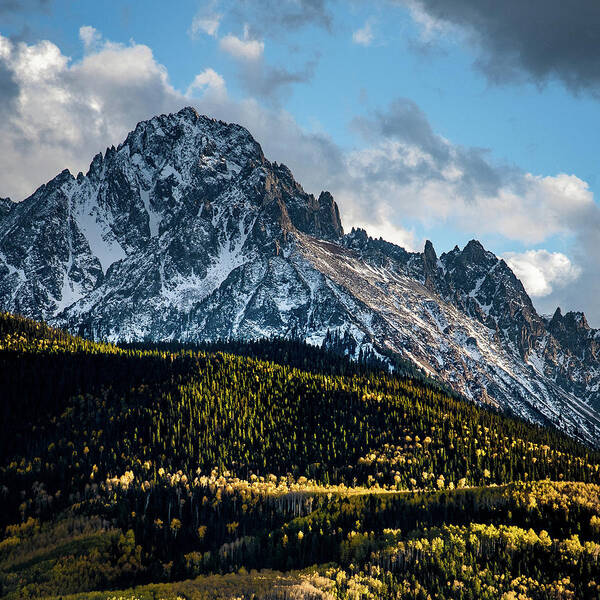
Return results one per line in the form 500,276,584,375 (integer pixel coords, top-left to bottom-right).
1,312,600,599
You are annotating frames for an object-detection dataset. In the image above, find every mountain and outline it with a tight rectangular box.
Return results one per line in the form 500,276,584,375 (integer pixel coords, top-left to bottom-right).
0,106,599,445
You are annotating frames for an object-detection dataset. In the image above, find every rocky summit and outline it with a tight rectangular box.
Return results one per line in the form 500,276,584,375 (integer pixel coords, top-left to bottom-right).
1,107,599,444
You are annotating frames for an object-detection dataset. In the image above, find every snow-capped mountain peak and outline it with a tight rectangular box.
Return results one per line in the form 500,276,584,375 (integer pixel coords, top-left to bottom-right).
1,108,599,445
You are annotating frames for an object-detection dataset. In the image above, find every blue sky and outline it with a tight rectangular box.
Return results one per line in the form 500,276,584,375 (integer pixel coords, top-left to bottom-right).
2,0,600,323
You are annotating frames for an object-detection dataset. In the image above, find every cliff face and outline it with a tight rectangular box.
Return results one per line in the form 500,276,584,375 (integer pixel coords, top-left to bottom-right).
1,107,599,445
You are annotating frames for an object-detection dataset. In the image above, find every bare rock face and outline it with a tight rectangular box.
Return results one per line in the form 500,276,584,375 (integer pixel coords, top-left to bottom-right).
1,107,599,445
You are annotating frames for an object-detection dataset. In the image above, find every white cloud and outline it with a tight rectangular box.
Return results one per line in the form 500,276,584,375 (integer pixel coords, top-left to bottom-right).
189,14,221,38
186,68,226,98
0,33,189,200
352,20,375,46
188,1,221,38
351,215,419,252
365,221,418,251
79,25,102,52
485,173,594,244
503,250,582,298
219,26,264,61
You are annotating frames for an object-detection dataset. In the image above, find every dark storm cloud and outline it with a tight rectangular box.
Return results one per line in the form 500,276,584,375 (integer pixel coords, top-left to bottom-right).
406,0,600,94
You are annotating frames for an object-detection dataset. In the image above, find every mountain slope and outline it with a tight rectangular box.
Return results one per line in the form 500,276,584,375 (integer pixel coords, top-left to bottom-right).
1,313,600,599
0,107,599,444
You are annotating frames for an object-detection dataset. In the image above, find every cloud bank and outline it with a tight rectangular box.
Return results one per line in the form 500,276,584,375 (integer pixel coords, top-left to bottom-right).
504,250,581,298
336,99,595,248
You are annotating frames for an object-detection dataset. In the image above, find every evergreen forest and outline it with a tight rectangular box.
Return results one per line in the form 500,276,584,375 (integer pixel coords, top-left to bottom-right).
1,312,600,599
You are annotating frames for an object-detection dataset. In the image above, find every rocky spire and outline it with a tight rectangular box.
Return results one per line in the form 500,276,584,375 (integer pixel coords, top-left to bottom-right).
423,240,438,290
316,191,344,240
